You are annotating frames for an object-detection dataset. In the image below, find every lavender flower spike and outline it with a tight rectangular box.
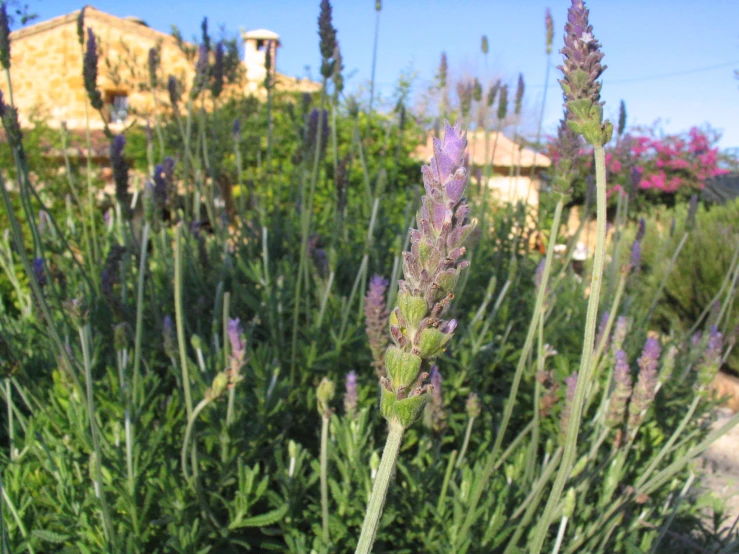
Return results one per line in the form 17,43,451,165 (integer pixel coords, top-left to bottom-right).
605,350,632,428
423,365,446,432
381,121,474,429
364,275,390,378
627,336,661,435
83,28,103,110
227,317,246,385
558,0,612,146
344,370,358,418
559,372,578,443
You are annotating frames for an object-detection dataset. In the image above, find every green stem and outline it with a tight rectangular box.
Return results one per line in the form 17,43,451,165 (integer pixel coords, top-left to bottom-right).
174,225,194,420
355,420,404,554
436,449,458,514
181,399,211,487
455,417,475,468
132,223,150,406
528,145,608,554
320,414,330,544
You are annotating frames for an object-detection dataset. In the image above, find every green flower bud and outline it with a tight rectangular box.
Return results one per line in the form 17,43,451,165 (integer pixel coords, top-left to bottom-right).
570,455,588,479
380,388,428,428
466,393,481,418
418,327,454,359
398,291,428,330
210,372,228,398
563,488,576,518
385,347,422,389
316,377,335,415
288,440,298,459
190,334,202,350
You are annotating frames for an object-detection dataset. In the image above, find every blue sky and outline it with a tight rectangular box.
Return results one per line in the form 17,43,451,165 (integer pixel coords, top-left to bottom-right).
27,0,739,151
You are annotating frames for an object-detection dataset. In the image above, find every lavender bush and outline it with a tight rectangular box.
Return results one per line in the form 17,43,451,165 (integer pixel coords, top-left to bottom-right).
0,1,736,553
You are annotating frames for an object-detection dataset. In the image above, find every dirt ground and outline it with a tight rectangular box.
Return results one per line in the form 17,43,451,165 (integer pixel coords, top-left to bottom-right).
700,406,739,531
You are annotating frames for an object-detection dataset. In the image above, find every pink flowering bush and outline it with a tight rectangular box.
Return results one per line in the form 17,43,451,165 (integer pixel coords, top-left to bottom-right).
548,124,734,210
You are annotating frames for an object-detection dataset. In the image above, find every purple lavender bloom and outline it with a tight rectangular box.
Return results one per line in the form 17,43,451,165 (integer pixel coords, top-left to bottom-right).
318,0,338,79
545,9,554,55
211,42,224,99
466,392,481,418
558,0,611,146
628,337,661,434
560,371,578,442
635,218,646,242
163,315,175,357
365,275,390,378
617,100,627,138
232,118,241,142
629,238,642,270
696,326,723,387
305,108,329,158
497,84,508,120
32,257,46,288
0,3,10,71
148,47,159,89
110,135,130,217
514,73,525,116
76,7,85,46
153,157,175,211
344,370,358,417
382,122,472,429
191,44,209,99
83,28,103,110
168,75,181,110
457,81,473,118
487,80,500,108
227,318,246,383
606,350,632,428
438,52,448,88
611,316,628,354
38,210,51,236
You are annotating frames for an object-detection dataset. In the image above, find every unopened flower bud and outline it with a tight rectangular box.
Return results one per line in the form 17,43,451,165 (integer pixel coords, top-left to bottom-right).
317,377,335,416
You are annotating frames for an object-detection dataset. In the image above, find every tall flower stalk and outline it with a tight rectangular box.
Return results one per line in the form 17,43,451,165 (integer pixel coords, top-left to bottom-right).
530,1,612,550
355,121,473,554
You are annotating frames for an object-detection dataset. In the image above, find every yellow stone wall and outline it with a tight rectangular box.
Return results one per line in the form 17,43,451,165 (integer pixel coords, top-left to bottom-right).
1,8,203,131
1,7,320,132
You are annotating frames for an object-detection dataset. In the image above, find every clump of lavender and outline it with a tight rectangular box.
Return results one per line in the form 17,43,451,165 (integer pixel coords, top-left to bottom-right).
558,0,612,146
365,275,390,378
627,337,661,435
605,350,632,428
559,372,578,442
83,28,103,110
110,135,131,218
380,121,473,429
0,2,10,71
344,371,358,418
423,366,446,432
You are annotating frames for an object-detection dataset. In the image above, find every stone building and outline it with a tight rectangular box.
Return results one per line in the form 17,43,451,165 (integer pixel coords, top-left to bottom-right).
0,6,319,132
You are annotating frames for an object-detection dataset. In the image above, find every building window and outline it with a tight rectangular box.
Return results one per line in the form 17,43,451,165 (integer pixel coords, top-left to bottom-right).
256,39,265,51
105,91,129,124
